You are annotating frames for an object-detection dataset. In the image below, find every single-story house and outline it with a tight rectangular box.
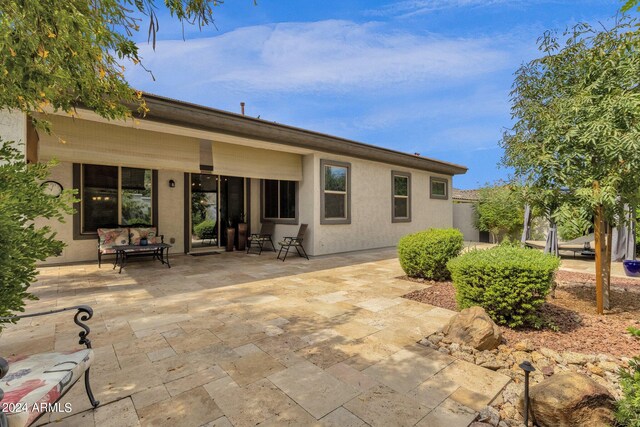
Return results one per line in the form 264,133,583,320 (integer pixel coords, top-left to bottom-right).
1,93,467,264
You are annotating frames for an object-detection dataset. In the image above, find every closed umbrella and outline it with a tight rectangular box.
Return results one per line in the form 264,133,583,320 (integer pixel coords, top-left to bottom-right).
612,205,636,262
521,204,531,246
544,220,559,257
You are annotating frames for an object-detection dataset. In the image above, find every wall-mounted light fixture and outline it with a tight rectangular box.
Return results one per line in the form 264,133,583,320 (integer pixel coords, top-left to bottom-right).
169,179,176,188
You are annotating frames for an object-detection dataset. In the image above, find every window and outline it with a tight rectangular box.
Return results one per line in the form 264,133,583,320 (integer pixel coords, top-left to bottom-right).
392,171,411,222
76,164,156,236
430,177,448,199
262,179,297,224
320,159,351,224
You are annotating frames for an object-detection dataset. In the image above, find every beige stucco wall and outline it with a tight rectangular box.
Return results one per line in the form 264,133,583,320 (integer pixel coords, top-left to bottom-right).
0,109,27,159
453,201,480,242
309,152,454,256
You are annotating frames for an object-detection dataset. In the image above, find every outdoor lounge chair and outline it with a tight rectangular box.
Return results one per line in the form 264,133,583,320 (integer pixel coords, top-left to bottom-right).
246,222,276,254
277,224,309,261
525,233,595,257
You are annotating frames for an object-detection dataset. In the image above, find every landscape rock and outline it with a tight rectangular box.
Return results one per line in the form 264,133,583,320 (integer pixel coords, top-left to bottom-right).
441,306,502,351
477,406,501,426
518,372,615,427
513,339,535,352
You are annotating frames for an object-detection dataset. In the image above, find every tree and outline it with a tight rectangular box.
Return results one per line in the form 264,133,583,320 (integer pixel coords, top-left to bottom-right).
501,18,640,313
623,1,640,12
0,0,235,123
0,142,75,318
0,0,239,320
473,185,524,243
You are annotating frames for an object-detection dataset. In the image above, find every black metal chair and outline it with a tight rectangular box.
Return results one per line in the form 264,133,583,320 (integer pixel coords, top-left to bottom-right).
247,222,276,255
277,224,309,261
0,306,99,427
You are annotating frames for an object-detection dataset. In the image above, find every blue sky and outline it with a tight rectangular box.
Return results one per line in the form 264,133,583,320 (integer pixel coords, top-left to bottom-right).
125,0,623,189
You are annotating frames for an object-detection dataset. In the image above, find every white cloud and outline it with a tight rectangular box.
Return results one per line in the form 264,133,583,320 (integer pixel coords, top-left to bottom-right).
365,0,534,18
127,20,514,94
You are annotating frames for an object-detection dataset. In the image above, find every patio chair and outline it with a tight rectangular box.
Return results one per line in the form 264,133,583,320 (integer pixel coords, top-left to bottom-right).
246,222,276,254
277,224,309,262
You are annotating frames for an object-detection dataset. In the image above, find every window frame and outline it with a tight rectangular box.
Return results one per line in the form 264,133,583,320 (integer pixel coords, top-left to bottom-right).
391,171,411,223
260,179,299,225
430,176,449,200
73,164,158,240
320,159,351,225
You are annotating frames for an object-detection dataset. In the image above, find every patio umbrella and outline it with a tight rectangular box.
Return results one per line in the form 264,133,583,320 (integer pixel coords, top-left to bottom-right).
521,204,531,246
612,205,636,262
544,220,559,257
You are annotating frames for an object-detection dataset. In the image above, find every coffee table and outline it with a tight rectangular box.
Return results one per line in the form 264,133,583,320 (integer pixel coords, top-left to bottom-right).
113,243,172,273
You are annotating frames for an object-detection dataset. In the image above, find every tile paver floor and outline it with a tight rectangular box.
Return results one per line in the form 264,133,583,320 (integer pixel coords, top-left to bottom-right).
0,248,510,427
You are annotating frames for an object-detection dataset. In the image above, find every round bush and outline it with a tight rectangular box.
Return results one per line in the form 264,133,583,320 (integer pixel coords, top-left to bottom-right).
397,228,464,281
447,246,560,328
194,219,216,239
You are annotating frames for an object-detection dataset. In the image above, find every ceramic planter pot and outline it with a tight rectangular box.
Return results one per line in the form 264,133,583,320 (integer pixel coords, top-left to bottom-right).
623,260,640,277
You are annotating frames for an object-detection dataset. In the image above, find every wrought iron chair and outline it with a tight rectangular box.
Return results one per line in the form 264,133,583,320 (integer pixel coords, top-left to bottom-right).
247,222,276,255
277,224,309,261
0,306,99,427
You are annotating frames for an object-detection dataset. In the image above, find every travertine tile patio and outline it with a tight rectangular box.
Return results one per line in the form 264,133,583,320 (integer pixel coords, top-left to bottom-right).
0,248,510,427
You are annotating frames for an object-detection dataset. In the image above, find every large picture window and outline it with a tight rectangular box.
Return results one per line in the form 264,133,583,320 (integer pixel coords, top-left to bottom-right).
392,171,411,222
76,164,156,235
430,177,449,200
320,159,351,224
262,179,297,224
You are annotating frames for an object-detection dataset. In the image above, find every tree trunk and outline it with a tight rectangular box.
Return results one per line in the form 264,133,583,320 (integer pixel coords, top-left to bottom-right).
594,205,605,314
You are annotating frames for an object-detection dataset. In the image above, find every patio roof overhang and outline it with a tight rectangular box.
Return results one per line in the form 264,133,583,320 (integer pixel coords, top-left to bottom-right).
121,93,468,176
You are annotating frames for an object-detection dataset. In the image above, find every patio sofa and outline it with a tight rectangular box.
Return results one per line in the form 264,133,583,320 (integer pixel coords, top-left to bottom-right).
0,306,99,427
97,225,163,267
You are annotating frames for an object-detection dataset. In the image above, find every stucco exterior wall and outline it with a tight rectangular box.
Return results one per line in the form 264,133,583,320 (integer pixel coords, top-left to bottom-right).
453,201,480,242
0,109,26,159
309,152,454,256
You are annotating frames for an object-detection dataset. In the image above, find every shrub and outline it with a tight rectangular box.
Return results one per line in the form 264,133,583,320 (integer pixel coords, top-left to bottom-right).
0,141,74,326
398,228,464,281
616,356,640,427
447,246,560,327
194,219,216,239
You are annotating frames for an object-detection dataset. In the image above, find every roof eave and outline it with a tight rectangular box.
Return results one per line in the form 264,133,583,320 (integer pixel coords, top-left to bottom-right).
125,93,467,176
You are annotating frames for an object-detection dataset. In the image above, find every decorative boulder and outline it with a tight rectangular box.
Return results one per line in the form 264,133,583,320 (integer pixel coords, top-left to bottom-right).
518,372,615,427
441,306,502,351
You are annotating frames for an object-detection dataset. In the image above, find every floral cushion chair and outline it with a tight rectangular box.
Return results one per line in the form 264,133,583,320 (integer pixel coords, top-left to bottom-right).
96,228,129,267
0,306,99,427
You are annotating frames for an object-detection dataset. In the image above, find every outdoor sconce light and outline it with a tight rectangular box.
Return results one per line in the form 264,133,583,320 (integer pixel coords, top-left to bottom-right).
169,179,176,188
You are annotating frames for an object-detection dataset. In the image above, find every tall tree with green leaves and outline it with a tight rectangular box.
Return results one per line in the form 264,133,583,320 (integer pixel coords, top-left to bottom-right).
0,0,242,319
473,185,524,243
501,18,640,313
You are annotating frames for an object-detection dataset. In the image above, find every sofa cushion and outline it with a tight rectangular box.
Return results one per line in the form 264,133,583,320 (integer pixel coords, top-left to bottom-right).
2,349,93,427
129,227,158,245
97,228,129,251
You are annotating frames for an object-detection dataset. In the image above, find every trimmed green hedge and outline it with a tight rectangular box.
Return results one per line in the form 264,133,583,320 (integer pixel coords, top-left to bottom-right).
194,219,216,239
447,246,559,328
398,228,464,281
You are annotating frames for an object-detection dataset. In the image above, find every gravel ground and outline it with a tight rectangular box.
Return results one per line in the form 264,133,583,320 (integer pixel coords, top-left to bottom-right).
403,270,640,357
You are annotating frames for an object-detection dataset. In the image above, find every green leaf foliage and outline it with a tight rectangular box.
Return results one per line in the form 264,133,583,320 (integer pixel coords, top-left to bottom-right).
617,356,640,427
501,18,640,227
447,246,560,328
473,185,523,243
0,0,235,121
397,228,464,281
0,140,75,322
194,219,216,239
